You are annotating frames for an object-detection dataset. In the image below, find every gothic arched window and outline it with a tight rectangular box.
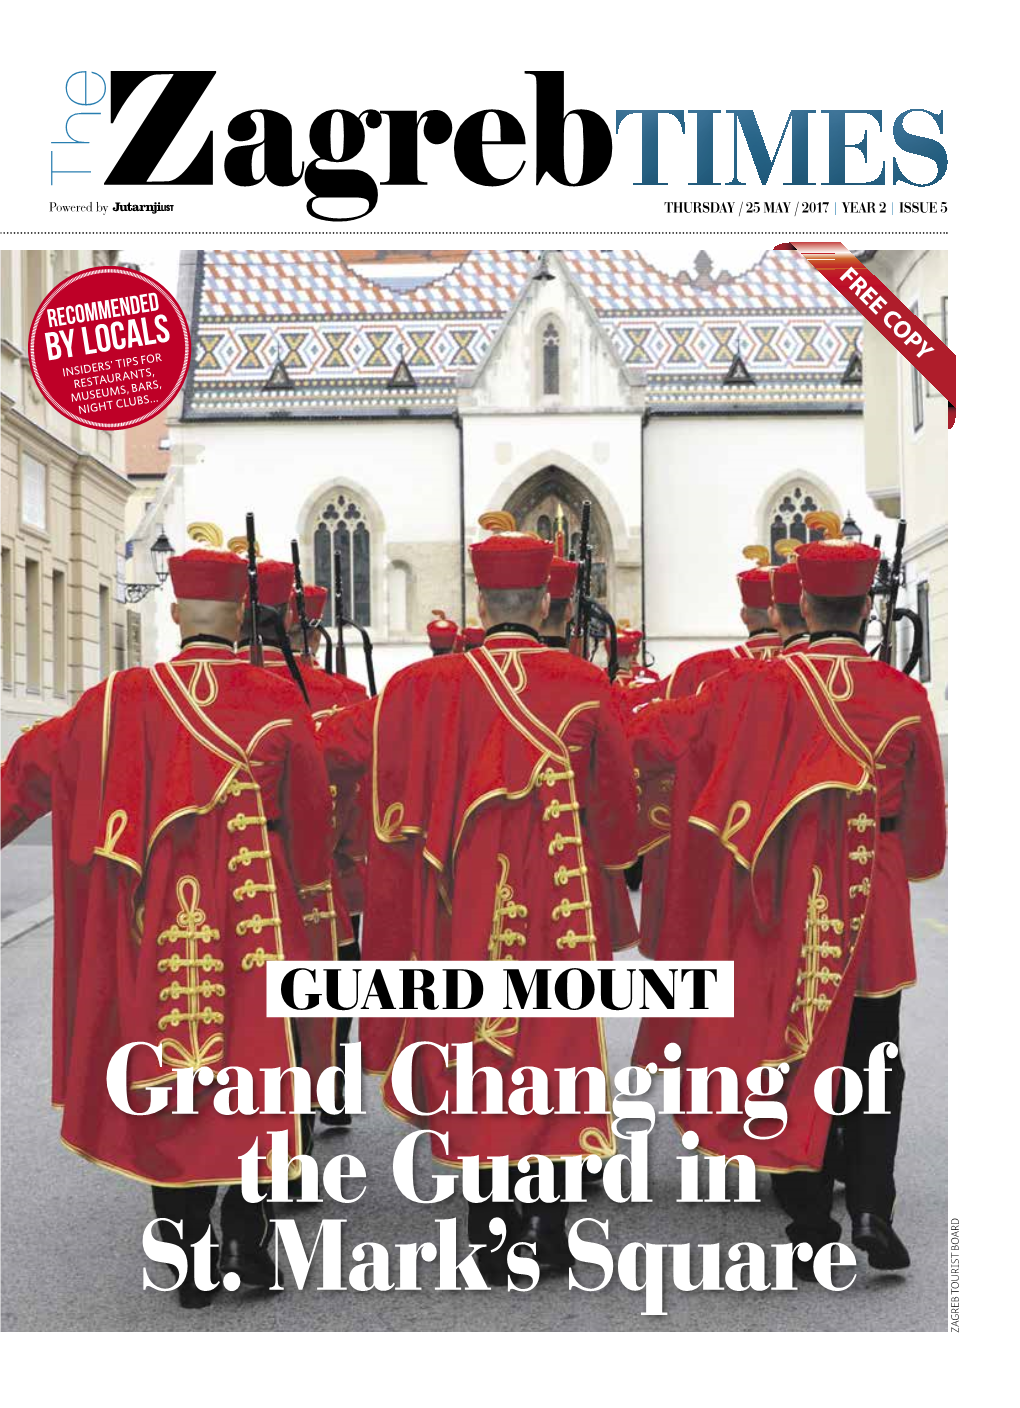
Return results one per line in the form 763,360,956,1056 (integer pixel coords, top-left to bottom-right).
767,482,829,563
312,492,372,627
542,322,560,396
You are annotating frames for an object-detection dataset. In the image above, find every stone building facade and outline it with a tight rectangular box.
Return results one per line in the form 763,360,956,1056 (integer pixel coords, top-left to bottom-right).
862,249,949,741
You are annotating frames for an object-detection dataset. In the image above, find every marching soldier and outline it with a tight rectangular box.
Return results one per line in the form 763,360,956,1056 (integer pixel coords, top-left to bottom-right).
628,546,782,710
540,535,577,648
768,540,810,653
0,545,339,1308
458,620,486,652
769,560,810,652
318,513,638,1279
427,610,459,656
628,547,784,955
628,532,946,1275
243,563,364,1132
539,541,638,950
613,623,660,690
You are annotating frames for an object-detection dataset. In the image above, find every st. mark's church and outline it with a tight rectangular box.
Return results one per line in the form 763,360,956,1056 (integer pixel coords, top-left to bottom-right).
132,247,877,677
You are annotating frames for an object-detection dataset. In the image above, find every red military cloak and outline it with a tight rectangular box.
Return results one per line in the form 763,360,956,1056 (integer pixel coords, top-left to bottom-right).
262,646,368,921
626,648,946,1171
624,633,782,953
319,632,638,1165
1,645,339,1186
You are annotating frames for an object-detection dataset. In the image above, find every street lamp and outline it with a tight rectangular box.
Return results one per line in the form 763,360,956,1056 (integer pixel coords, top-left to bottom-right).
126,524,175,602
841,513,863,543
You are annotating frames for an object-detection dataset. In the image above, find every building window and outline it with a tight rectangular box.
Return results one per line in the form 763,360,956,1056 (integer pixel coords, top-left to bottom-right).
917,580,932,684
911,302,924,433
312,493,372,628
2,548,13,690
52,569,67,697
25,558,42,693
21,453,47,532
766,482,828,562
99,584,111,677
542,322,560,396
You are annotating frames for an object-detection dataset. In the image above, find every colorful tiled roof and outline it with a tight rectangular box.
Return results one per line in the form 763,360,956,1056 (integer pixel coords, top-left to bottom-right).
186,249,862,417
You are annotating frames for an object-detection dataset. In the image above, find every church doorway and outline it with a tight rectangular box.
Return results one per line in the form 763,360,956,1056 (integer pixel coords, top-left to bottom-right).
502,465,614,607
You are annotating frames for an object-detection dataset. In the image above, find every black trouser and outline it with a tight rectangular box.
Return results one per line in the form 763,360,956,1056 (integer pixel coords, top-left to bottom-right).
335,925,361,1058
151,1184,270,1264
773,993,905,1247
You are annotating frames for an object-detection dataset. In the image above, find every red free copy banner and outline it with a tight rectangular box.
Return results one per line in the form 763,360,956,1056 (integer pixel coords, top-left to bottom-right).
776,242,955,428
28,265,191,431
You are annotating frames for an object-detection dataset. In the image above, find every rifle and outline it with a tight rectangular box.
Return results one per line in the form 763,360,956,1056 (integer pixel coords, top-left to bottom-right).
332,548,378,697
290,539,312,662
333,548,348,678
245,512,263,668
565,500,620,678
568,501,592,658
873,519,925,675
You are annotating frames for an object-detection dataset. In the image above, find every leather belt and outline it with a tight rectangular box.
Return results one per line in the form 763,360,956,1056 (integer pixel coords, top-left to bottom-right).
879,816,899,833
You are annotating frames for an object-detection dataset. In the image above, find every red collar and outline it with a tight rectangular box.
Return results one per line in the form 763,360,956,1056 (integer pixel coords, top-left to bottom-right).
747,631,781,651
483,631,547,652
173,643,236,663
805,638,871,658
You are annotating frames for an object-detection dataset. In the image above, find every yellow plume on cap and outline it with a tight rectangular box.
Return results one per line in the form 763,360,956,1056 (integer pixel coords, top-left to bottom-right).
804,510,843,540
742,544,770,568
227,534,260,557
187,522,224,548
774,538,802,561
478,510,516,534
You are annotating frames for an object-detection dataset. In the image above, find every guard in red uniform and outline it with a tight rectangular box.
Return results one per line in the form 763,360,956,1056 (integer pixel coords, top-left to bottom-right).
630,546,782,711
768,554,810,653
628,534,946,1274
540,534,577,649
629,548,783,952
0,548,339,1307
458,620,487,651
427,610,459,656
245,567,365,1130
318,513,638,1278
613,624,660,690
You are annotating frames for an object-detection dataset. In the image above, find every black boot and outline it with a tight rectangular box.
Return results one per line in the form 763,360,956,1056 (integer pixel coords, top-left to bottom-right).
466,1170,520,1287
151,1185,219,1310
518,1200,573,1275
219,1186,279,1290
851,1213,910,1270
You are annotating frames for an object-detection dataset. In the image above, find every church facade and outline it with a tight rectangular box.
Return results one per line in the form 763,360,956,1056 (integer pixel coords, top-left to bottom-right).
136,248,877,679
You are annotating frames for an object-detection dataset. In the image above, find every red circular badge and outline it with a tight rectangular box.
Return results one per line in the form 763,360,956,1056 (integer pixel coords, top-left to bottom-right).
27,265,191,430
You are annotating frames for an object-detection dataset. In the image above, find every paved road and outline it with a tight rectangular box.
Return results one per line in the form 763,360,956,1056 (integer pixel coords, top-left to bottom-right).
1,861,948,1333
